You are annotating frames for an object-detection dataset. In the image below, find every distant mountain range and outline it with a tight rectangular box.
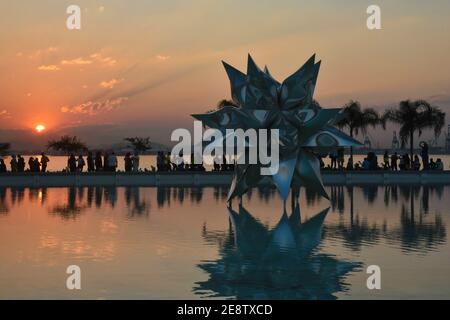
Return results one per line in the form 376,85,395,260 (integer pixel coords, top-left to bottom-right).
0,124,171,154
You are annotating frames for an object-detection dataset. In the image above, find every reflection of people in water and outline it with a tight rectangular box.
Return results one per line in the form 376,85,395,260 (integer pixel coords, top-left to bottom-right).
0,187,9,214
125,187,149,216
194,204,361,299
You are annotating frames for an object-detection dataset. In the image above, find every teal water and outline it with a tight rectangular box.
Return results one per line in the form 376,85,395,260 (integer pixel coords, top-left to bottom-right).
0,185,448,299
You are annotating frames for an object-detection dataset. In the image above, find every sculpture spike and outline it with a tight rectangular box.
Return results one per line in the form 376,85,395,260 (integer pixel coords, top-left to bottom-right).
247,53,263,76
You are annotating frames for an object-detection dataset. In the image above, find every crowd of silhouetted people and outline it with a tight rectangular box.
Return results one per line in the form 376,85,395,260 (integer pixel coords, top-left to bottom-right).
0,151,238,173
320,142,445,171
155,152,235,172
0,151,127,173
65,151,140,173
0,153,50,173
0,141,447,173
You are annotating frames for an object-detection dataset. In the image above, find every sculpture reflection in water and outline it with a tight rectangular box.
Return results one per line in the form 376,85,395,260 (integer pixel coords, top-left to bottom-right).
195,202,361,299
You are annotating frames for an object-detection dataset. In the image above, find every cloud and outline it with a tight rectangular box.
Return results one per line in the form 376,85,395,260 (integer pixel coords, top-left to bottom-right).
0,110,11,119
61,57,93,65
90,53,117,66
37,65,60,71
60,97,128,115
33,51,117,72
28,47,59,59
156,54,170,61
60,53,117,67
100,78,123,89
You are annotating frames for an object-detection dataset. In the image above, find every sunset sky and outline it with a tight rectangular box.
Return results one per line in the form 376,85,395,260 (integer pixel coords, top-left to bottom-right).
1,0,450,148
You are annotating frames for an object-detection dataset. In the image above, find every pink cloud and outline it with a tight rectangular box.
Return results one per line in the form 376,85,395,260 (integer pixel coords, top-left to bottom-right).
61,57,93,65
60,97,128,115
37,65,60,71
100,78,123,89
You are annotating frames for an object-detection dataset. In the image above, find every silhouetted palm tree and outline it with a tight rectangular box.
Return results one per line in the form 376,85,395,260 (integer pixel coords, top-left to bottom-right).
47,135,87,154
382,100,445,160
335,100,380,159
0,143,11,156
124,137,152,153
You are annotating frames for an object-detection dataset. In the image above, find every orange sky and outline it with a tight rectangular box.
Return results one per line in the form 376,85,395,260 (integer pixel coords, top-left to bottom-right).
1,0,450,146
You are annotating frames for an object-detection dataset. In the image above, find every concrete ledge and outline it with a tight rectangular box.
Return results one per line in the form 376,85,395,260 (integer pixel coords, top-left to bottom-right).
1,171,450,187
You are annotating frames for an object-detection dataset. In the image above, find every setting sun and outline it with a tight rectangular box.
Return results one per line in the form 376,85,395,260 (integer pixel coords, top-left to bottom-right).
35,124,46,133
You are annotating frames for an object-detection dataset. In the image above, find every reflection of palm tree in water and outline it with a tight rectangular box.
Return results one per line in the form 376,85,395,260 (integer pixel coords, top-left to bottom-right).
385,187,446,253
194,203,361,299
327,185,446,253
48,187,150,219
50,187,88,220
327,186,381,251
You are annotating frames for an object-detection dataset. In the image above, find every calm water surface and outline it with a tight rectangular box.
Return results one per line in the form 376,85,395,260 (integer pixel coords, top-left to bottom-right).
0,185,449,299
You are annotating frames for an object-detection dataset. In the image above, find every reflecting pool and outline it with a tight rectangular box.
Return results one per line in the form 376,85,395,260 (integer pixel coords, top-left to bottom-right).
0,185,449,299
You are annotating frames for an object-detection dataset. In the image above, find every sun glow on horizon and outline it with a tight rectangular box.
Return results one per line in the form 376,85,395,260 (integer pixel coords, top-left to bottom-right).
35,124,46,133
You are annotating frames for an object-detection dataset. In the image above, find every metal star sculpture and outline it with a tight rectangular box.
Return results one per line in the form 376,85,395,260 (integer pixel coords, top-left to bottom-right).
192,54,361,201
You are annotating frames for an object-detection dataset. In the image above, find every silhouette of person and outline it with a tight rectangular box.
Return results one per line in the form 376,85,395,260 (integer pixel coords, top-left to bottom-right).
346,157,354,170
103,152,109,171
337,148,344,169
413,155,421,171
95,151,103,171
0,159,7,172
17,155,25,172
436,158,444,170
68,154,77,173
132,151,140,172
34,158,41,172
383,150,390,169
164,152,172,171
429,158,436,170
391,152,398,171
124,153,132,172
28,157,35,172
87,152,95,172
40,153,50,172
10,155,18,172
362,157,370,170
329,150,338,170
77,155,85,172
404,154,411,170
108,152,118,172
